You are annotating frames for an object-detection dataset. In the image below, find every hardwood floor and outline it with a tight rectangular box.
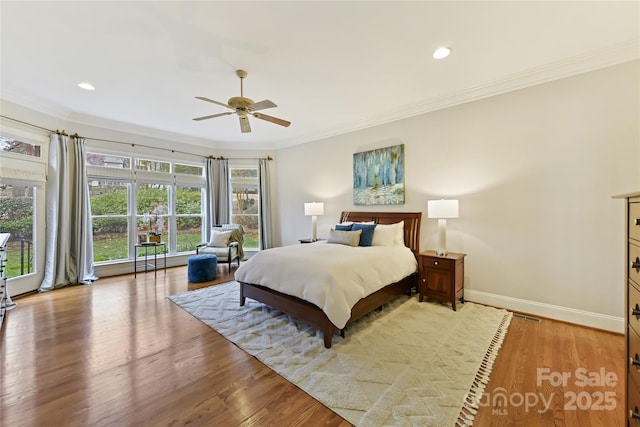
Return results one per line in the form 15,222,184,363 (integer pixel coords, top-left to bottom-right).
1,266,624,426
473,313,624,426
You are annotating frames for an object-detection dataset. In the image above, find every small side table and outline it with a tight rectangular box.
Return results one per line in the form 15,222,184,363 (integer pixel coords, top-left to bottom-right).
299,238,325,244
134,242,167,278
418,251,466,311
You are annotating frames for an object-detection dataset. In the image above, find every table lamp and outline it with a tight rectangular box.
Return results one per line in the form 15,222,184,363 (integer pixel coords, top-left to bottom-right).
427,199,459,256
304,202,324,241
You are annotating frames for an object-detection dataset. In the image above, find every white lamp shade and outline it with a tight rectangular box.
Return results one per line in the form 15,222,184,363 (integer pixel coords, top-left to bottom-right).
427,199,459,219
304,202,324,216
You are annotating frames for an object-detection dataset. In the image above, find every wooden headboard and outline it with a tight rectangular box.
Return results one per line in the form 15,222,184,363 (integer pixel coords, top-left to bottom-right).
339,211,422,256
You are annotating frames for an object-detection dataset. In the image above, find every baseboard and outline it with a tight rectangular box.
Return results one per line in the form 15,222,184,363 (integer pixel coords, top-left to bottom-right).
464,289,624,334
94,254,191,278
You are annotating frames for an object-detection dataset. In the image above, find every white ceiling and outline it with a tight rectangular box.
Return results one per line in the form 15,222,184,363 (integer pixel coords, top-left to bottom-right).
1,1,638,151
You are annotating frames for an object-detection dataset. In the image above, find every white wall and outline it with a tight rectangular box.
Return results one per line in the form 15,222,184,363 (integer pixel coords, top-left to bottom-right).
274,60,640,332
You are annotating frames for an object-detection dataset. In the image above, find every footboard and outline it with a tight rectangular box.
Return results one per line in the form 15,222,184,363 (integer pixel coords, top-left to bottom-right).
240,281,337,348
239,272,417,348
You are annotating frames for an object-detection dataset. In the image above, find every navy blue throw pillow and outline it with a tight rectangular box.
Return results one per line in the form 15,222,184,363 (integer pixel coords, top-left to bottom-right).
351,223,377,246
335,224,353,231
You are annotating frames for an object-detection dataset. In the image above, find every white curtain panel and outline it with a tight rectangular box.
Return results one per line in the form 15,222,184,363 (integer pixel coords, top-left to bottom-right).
258,158,272,249
39,134,97,291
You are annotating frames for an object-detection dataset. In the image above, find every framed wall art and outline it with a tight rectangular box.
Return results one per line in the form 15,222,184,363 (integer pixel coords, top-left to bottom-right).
353,144,405,205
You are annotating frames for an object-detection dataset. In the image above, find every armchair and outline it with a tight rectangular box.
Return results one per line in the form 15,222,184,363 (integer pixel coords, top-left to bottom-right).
196,224,245,271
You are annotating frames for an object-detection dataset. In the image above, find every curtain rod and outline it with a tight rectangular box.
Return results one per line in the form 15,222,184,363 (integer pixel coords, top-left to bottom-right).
86,138,273,161
84,136,204,159
209,155,273,161
0,114,68,135
1,115,273,161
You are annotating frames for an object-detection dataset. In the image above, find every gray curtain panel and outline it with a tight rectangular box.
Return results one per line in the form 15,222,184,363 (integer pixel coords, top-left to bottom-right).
258,158,272,249
39,134,97,291
70,137,97,284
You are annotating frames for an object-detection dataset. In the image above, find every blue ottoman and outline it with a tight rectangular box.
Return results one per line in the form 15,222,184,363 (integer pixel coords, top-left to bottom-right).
188,254,218,282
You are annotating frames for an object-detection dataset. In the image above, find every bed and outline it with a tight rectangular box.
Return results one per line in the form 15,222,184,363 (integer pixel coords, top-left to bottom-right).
235,211,421,348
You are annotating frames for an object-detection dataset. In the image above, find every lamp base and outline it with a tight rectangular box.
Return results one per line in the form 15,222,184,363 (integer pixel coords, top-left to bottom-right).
311,215,318,241
436,218,448,257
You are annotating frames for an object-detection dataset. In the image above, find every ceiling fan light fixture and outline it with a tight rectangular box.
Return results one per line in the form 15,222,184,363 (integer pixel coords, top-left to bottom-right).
432,47,451,59
193,69,291,133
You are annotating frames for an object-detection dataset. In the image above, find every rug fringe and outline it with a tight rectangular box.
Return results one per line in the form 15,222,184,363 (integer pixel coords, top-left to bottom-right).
455,310,513,427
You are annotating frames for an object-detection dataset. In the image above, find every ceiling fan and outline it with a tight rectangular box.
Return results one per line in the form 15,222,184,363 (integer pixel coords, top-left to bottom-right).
193,69,291,133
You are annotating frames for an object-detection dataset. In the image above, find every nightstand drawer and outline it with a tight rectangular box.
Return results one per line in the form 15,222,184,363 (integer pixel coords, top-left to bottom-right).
630,202,640,243
420,256,454,271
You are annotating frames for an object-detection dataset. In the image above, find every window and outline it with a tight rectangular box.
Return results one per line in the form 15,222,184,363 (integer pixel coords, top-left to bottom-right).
87,152,205,263
0,184,35,278
87,153,132,262
230,168,259,250
136,182,170,246
175,163,205,253
175,186,203,253
0,130,45,286
90,181,129,262
0,136,41,158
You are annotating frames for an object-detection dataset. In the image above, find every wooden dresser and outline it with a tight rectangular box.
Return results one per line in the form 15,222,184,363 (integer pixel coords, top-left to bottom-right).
620,193,640,426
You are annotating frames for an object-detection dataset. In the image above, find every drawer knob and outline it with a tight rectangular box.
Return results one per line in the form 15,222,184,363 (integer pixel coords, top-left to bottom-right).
632,354,640,370
632,304,640,319
635,218,640,227
434,261,439,266
633,257,640,272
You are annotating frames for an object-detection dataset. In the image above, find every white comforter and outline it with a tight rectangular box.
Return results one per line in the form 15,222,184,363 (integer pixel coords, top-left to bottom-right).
234,241,417,329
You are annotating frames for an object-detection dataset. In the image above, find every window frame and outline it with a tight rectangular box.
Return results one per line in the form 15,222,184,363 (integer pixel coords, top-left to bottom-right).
86,151,205,265
229,164,260,251
0,124,47,295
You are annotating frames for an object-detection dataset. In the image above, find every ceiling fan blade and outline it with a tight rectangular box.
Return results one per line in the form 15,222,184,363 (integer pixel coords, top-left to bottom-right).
192,112,234,121
195,96,233,109
252,112,291,127
248,99,277,112
239,116,251,133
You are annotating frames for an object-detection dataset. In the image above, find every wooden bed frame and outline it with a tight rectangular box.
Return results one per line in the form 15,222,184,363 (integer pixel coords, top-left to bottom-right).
239,211,422,348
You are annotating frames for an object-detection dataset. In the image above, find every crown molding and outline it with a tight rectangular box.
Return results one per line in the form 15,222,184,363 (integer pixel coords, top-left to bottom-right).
0,89,70,122
2,39,638,151
273,39,640,149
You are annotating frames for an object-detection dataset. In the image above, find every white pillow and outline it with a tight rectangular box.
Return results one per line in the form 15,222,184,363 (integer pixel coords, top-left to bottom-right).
371,224,396,246
371,221,405,246
393,221,405,246
207,229,232,247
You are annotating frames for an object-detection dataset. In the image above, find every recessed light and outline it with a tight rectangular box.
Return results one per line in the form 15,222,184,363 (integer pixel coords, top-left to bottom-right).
433,47,451,59
78,82,95,91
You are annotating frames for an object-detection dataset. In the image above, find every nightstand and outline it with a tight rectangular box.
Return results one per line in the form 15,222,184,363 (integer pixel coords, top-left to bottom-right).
418,251,466,311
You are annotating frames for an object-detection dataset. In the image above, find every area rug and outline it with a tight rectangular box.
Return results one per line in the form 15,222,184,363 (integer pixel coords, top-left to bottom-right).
168,281,512,427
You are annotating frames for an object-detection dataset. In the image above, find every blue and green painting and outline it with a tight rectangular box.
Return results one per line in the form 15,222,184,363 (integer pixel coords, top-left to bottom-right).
353,144,405,205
